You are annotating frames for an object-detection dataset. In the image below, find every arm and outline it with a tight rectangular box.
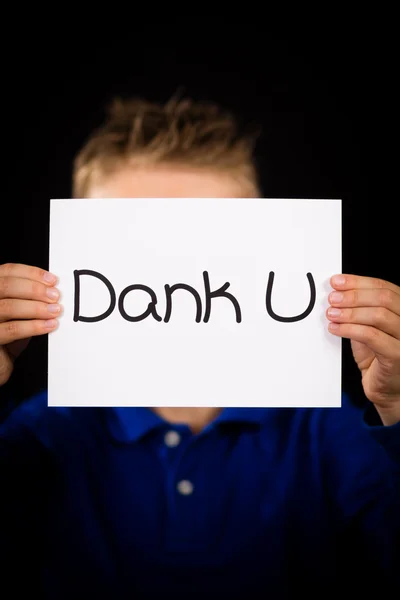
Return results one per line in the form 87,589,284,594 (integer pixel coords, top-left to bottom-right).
0,414,46,595
0,261,60,592
0,396,51,593
365,402,400,464
320,398,399,592
326,273,400,584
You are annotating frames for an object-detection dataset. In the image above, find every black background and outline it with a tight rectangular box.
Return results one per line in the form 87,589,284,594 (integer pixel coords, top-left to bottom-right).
0,29,396,406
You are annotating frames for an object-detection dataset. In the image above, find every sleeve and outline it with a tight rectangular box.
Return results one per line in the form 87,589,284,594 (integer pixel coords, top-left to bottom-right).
0,387,18,424
0,393,51,593
363,402,400,466
320,396,400,592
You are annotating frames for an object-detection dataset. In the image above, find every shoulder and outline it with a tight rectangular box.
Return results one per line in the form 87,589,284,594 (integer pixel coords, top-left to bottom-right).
0,389,106,453
259,392,390,467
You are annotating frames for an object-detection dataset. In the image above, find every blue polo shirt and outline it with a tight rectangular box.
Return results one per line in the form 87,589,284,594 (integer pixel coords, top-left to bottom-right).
0,390,399,598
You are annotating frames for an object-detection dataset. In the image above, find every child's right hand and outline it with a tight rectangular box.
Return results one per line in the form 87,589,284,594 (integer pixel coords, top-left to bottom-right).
0,263,61,386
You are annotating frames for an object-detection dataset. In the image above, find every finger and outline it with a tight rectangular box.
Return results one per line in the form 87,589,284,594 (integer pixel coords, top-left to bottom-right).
0,263,58,286
0,277,60,303
330,274,400,296
328,288,400,318
326,306,400,340
0,299,62,323
328,322,400,361
0,319,58,345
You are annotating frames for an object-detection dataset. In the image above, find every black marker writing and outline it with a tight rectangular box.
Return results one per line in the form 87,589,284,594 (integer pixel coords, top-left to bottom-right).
203,271,242,323
73,269,315,325
73,269,241,324
119,285,162,322
265,271,316,322
73,270,116,323
164,284,202,323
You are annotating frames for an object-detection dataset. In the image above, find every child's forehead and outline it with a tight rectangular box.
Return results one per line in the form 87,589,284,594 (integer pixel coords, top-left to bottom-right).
86,165,253,199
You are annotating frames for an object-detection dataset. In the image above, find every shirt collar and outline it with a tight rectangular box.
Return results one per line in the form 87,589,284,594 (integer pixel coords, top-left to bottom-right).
106,406,270,443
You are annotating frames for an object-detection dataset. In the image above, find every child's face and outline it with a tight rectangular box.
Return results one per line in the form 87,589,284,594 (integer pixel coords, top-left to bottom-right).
84,163,245,423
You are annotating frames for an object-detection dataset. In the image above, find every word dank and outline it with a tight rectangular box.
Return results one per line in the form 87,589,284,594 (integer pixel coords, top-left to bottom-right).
73,269,316,324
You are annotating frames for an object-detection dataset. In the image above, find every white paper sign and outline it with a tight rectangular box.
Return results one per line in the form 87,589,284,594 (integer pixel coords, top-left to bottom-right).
48,198,341,408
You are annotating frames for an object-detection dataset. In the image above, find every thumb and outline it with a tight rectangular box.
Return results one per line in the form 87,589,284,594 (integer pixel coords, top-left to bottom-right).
0,338,31,386
0,345,14,386
6,337,31,360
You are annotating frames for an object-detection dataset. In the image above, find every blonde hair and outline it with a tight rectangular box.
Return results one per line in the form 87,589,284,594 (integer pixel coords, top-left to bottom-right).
72,95,260,197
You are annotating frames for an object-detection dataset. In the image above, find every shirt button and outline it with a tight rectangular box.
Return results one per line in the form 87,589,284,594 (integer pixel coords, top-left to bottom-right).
164,430,181,448
177,479,194,496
